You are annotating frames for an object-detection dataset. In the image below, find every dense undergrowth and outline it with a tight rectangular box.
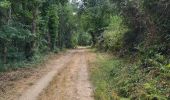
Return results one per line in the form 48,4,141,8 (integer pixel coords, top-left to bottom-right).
87,1,170,99
90,52,170,100
0,0,91,71
0,54,44,72
0,51,64,72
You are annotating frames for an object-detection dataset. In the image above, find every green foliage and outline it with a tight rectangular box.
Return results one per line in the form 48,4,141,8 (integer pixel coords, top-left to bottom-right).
0,0,11,9
0,24,33,41
82,0,169,59
91,53,170,100
82,0,170,74
78,32,92,46
0,23,34,62
0,52,49,72
81,0,111,46
0,0,80,68
70,33,78,48
102,16,128,51
48,4,59,50
57,4,78,48
90,54,121,100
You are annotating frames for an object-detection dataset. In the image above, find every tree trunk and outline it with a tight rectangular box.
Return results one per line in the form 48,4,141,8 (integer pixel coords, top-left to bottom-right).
3,7,12,64
25,5,38,59
47,31,52,50
144,12,157,46
30,6,38,57
32,7,37,34
3,45,7,64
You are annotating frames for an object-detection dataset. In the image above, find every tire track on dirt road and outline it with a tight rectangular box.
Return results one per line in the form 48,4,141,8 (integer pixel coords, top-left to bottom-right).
38,49,94,100
18,50,77,100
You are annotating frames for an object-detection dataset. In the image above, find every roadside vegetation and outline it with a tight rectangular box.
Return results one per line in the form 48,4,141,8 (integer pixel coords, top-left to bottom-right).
82,0,170,99
90,52,170,100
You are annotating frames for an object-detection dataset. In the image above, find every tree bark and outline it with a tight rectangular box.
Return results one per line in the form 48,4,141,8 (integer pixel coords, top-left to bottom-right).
3,45,7,64
30,5,38,57
3,7,12,64
32,7,37,34
25,5,38,59
143,12,157,46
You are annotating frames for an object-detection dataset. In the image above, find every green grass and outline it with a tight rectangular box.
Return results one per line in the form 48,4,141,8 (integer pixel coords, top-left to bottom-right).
90,53,170,100
90,53,124,100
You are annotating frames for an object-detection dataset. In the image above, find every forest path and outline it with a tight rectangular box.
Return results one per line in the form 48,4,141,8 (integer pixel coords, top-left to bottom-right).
18,48,94,100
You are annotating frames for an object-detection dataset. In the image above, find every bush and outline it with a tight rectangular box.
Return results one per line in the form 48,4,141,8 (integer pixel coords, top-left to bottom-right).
90,53,170,100
102,16,128,52
78,32,92,46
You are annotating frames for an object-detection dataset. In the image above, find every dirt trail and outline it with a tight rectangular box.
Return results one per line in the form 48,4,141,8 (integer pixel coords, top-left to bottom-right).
16,48,94,100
